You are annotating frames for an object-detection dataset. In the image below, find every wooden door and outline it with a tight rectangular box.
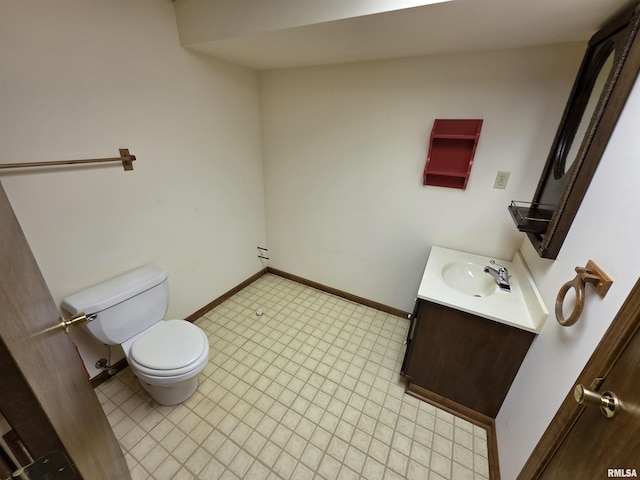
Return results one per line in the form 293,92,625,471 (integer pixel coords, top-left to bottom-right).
0,182,130,479
520,279,640,479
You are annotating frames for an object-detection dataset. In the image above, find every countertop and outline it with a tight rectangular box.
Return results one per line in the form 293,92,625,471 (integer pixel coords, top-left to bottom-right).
417,246,548,334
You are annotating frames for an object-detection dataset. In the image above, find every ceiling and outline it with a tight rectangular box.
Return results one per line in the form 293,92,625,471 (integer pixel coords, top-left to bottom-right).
174,0,636,70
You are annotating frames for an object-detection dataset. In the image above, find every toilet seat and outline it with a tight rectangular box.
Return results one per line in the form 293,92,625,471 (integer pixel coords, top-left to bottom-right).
129,320,209,378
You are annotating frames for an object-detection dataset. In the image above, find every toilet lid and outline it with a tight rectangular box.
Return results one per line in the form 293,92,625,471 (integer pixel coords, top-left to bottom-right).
130,320,207,371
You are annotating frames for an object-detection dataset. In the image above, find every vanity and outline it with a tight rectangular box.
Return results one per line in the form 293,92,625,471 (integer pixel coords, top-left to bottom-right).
401,247,548,419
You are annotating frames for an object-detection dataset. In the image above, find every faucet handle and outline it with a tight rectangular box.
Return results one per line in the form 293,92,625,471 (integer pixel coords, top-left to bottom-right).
490,259,510,278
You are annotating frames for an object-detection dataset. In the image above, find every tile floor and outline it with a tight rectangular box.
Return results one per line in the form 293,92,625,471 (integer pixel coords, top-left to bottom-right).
96,274,489,479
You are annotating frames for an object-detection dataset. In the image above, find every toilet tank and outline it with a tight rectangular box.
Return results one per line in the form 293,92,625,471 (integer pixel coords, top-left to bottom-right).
61,265,170,345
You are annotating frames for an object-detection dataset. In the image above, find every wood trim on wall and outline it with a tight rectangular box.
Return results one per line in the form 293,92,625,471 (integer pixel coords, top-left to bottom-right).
89,358,129,389
267,267,412,319
406,383,501,480
517,279,640,479
92,267,411,387
185,268,268,322
91,268,268,388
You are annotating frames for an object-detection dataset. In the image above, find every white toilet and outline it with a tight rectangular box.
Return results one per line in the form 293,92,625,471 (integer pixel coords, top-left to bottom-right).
62,265,210,405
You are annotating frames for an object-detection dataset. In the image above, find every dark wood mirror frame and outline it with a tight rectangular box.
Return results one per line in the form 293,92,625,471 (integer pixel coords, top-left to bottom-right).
510,3,640,259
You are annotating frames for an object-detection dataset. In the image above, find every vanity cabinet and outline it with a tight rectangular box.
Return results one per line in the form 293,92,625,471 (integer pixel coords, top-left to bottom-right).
402,299,535,418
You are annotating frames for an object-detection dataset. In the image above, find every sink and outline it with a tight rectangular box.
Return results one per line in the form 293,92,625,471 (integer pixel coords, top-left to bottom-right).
416,246,549,333
440,261,497,297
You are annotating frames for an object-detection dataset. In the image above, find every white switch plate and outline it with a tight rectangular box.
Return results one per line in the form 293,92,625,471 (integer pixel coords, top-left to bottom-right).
493,171,510,189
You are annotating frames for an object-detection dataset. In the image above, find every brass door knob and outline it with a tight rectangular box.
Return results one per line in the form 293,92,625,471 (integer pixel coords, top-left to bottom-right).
58,312,88,334
32,312,90,338
574,384,619,418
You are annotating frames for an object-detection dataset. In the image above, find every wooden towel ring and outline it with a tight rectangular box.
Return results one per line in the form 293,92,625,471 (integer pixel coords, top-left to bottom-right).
555,260,613,327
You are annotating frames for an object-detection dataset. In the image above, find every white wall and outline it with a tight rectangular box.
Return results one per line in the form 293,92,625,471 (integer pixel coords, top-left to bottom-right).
175,0,449,45
259,44,584,311
497,76,640,478
0,0,266,377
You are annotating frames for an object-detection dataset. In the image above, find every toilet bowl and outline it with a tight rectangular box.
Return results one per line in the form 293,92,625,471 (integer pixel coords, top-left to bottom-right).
123,319,209,404
62,265,210,405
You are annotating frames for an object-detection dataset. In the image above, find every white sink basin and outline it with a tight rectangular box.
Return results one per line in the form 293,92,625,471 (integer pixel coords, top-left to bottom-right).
441,261,497,297
417,246,548,333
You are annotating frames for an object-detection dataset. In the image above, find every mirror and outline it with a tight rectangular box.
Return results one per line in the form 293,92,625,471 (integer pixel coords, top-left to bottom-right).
554,50,614,179
509,3,640,259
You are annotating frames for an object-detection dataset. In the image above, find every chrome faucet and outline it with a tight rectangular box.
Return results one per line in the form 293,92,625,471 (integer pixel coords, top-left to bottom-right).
484,259,511,292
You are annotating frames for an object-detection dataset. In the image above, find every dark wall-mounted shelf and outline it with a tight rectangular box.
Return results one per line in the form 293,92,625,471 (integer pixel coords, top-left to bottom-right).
508,201,555,234
423,119,483,190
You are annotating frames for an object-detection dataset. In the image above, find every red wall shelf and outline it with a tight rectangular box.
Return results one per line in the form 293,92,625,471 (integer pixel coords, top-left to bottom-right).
423,119,483,190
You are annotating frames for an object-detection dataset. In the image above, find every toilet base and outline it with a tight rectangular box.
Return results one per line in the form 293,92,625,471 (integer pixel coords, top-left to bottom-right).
138,375,199,405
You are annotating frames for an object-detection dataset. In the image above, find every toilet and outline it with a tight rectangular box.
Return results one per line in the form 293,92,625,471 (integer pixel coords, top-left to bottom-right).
62,265,210,405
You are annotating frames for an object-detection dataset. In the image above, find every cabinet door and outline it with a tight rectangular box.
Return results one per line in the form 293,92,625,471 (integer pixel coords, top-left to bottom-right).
404,300,534,418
